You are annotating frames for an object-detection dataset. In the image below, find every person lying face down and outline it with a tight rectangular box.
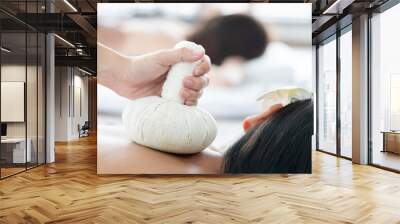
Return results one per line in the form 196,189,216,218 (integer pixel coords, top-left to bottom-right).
223,98,313,174
187,14,268,66
99,90,313,174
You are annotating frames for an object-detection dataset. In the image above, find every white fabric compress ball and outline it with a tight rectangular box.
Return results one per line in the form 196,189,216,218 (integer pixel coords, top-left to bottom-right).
122,41,217,154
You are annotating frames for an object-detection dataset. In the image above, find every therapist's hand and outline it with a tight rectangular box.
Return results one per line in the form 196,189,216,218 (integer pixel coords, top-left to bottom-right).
100,44,211,106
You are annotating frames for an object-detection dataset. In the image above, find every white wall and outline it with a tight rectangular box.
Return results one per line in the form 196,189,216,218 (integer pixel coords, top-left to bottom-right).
1,65,39,138
54,67,89,141
1,63,46,164
71,73,89,138
55,66,69,141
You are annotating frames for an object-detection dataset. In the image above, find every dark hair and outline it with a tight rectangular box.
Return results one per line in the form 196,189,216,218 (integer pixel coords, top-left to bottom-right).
187,14,268,65
223,99,313,174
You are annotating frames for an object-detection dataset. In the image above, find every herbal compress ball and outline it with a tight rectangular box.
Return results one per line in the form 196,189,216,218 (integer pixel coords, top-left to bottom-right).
122,41,217,154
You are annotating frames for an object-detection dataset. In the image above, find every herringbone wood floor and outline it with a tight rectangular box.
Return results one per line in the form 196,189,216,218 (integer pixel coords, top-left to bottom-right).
1,135,400,224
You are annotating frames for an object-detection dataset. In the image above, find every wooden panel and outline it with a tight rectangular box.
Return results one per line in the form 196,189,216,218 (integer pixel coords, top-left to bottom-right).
88,77,97,132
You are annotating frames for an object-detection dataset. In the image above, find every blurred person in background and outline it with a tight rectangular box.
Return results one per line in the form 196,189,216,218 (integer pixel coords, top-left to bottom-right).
98,13,270,86
187,14,268,87
98,7,300,123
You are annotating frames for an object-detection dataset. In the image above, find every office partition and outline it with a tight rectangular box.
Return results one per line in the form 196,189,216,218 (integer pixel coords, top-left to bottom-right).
317,35,337,155
0,0,47,179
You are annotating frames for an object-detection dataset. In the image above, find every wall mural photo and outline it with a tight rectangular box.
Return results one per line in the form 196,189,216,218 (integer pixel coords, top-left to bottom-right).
97,3,313,174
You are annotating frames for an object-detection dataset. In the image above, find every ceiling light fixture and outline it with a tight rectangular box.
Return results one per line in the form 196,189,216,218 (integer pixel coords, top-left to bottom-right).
63,0,78,12
54,34,75,48
76,48,84,55
323,0,354,15
1,47,11,53
78,67,93,76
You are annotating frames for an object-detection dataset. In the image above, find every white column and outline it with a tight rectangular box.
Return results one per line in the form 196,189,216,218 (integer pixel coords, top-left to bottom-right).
352,14,369,164
45,0,56,163
46,33,55,163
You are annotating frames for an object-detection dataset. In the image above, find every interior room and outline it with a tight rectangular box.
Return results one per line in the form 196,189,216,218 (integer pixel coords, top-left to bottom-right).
0,0,96,179
0,0,400,223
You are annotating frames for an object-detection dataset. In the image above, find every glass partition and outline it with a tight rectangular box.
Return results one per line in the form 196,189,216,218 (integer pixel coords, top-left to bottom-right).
38,32,45,165
370,3,400,171
1,30,28,177
0,2,46,179
27,31,38,169
26,0,40,169
317,37,337,154
339,29,352,158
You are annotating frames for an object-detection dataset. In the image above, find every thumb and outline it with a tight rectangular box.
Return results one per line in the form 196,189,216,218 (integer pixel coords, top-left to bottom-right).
155,46,205,66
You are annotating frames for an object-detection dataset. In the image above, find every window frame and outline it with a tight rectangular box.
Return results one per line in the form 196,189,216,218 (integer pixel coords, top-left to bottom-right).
315,23,352,160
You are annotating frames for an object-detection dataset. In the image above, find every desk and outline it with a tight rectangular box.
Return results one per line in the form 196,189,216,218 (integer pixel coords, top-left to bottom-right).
382,131,400,154
1,138,31,163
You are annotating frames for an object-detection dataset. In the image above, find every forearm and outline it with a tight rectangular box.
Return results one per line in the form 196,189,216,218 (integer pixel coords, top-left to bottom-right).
97,26,127,50
97,42,131,90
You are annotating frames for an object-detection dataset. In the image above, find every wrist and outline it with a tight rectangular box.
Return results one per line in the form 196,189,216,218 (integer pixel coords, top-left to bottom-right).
117,55,136,86
97,42,134,88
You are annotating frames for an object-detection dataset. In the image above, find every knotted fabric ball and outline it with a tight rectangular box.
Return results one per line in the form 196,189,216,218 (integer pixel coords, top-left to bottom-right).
122,41,218,154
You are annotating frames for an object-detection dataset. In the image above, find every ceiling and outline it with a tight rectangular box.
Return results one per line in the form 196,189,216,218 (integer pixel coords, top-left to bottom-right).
311,0,391,43
0,0,394,74
0,0,99,74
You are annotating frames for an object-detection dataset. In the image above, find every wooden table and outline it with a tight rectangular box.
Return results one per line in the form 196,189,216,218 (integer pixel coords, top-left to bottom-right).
381,131,400,154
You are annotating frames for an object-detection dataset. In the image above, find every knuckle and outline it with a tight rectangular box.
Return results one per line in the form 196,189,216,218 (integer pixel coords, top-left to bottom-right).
203,64,211,74
189,90,199,99
195,67,205,76
193,79,203,90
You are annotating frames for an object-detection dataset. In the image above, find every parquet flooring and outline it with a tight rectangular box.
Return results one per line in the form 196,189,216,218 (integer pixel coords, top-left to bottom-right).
1,135,400,223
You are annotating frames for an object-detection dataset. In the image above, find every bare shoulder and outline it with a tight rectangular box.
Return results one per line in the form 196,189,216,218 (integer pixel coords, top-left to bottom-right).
97,124,223,174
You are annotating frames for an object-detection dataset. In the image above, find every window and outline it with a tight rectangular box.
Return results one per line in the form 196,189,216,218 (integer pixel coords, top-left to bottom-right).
339,29,352,158
390,74,400,130
317,37,337,154
370,2,400,171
